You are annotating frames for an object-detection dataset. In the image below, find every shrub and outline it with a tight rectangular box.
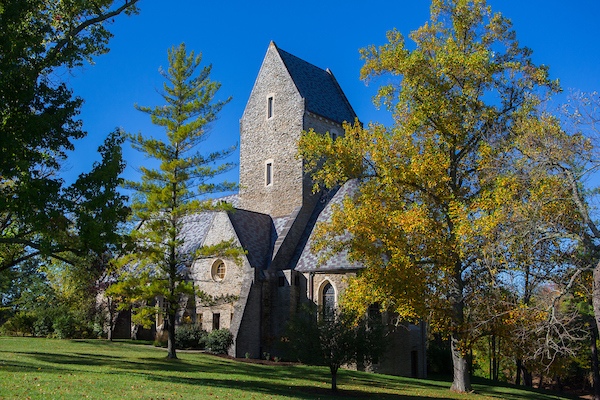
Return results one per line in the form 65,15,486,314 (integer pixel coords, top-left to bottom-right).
53,313,77,339
33,315,54,337
175,324,207,349
0,312,35,336
206,329,233,354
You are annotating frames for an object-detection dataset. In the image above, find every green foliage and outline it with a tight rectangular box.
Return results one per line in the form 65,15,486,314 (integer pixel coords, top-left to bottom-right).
0,0,138,272
1,304,100,339
282,305,386,391
32,314,54,338
0,311,35,336
206,328,233,354
175,324,207,349
0,259,55,325
298,0,559,392
53,313,77,339
109,43,239,359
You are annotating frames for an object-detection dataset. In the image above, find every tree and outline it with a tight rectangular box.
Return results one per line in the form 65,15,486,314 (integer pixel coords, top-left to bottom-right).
283,305,386,392
0,0,139,272
298,0,558,392
1,128,129,274
108,43,237,359
491,96,600,397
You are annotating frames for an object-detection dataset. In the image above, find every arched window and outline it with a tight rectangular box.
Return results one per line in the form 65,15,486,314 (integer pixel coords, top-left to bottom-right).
322,282,335,319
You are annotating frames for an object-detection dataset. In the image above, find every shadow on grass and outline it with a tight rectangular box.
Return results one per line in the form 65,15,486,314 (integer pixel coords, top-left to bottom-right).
0,354,459,399
0,339,577,400
471,376,580,400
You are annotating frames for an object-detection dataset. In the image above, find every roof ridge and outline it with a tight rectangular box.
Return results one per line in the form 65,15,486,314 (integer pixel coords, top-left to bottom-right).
273,44,358,125
277,47,329,76
325,68,358,124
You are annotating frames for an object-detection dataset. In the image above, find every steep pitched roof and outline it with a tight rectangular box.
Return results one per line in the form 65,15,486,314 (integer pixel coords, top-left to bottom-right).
174,193,274,271
275,43,357,125
228,209,273,271
292,179,363,272
178,212,217,259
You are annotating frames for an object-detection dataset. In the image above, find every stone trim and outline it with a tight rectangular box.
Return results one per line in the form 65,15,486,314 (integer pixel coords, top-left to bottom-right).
266,93,275,120
306,110,343,128
264,158,274,187
317,277,337,309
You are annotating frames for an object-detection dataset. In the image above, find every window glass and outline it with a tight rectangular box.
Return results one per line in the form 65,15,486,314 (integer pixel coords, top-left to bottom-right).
266,162,272,186
267,96,273,118
212,260,226,281
322,282,335,318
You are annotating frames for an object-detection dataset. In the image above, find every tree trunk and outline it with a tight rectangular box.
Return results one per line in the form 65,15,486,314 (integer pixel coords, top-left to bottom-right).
493,337,500,381
448,268,472,393
515,359,522,385
166,312,177,359
591,320,600,400
107,307,114,341
592,263,600,400
489,335,492,381
450,334,471,392
107,299,118,342
522,366,532,387
491,334,496,381
554,375,563,392
330,366,338,392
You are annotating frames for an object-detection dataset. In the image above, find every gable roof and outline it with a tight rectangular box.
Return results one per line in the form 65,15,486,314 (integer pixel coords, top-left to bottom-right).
292,179,363,273
228,209,273,271
274,43,357,125
173,193,273,271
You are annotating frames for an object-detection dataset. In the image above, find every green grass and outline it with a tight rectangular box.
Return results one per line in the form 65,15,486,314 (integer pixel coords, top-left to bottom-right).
0,337,579,399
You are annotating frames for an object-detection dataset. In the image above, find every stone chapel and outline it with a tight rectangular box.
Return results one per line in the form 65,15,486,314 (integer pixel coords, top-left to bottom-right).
114,41,427,378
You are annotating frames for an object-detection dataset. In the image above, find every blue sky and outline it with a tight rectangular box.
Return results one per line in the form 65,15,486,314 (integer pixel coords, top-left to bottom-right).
62,0,600,195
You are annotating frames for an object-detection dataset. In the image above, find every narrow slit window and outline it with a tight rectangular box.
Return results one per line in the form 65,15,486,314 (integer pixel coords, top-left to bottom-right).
267,96,273,119
213,313,220,331
266,162,273,186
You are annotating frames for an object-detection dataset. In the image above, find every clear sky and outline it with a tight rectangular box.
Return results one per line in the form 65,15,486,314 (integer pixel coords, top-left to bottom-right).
61,0,600,196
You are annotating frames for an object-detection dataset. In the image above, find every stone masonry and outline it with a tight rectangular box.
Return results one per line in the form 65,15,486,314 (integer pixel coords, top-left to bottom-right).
110,42,427,378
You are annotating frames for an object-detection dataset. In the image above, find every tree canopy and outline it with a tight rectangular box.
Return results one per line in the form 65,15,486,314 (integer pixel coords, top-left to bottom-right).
0,0,139,271
299,0,558,392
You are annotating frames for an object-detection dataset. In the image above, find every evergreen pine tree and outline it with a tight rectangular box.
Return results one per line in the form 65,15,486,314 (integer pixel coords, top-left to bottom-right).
109,43,237,359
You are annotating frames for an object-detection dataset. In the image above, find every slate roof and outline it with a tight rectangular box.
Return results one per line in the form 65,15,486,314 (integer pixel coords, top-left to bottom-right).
212,193,239,208
228,209,273,270
292,179,363,272
272,216,289,236
178,212,217,261
277,46,357,125
177,193,240,258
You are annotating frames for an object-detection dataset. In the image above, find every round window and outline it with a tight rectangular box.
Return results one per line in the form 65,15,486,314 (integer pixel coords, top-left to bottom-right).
212,260,226,281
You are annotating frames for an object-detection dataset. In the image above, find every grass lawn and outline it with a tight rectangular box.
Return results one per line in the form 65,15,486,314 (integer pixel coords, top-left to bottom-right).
0,337,579,399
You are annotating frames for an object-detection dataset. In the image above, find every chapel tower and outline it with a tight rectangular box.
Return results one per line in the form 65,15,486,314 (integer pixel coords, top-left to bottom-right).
239,42,357,217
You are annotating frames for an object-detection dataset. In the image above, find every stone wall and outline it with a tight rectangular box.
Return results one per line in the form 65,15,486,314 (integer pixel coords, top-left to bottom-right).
299,270,427,378
190,212,258,356
239,43,305,217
